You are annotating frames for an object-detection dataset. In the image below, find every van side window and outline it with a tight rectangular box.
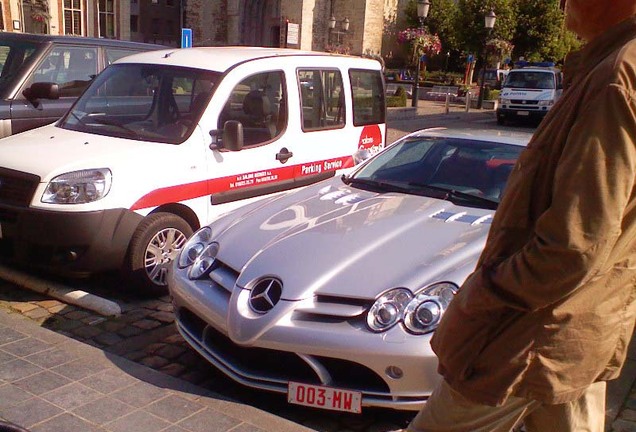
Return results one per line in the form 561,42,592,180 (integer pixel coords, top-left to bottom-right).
298,69,345,131
30,46,98,97
219,71,286,147
350,69,385,126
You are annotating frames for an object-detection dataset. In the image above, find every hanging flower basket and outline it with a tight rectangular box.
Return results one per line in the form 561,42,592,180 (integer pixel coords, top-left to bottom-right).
397,27,442,64
23,0,51,22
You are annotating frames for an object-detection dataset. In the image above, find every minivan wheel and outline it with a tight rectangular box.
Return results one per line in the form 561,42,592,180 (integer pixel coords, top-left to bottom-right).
124,212,193,296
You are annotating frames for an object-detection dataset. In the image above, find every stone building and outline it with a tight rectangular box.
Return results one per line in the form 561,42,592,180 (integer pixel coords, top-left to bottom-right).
0,0,412,63
183,0,410,61
0,1,181,46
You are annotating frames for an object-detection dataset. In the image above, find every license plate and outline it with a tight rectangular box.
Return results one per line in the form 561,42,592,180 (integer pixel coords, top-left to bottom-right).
517,111,530,116
288,381,362,413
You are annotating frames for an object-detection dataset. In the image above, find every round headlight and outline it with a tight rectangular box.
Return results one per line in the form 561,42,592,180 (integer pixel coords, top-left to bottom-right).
403,282,458,334
367,288,412,332
178,227,213,269
188,242,219,279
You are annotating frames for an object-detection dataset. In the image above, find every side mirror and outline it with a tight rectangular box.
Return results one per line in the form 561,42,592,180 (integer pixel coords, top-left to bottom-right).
23,82,60,102
209,120,244,152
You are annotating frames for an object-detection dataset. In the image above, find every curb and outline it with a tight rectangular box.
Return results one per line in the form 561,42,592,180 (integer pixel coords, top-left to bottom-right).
0,264,121,317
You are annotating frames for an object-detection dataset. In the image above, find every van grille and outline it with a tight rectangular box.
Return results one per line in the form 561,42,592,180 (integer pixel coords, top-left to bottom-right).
0,168,39,207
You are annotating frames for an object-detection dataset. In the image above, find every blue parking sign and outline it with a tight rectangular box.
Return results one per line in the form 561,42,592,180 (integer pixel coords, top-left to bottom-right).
181,28,193,48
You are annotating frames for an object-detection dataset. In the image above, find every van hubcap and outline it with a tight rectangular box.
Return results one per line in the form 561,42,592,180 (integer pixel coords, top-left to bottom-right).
144,228,188,286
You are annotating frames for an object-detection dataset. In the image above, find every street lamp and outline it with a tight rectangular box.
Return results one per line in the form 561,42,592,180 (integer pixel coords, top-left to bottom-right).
411,0,431,108
328,16,350,45
477,9,496,109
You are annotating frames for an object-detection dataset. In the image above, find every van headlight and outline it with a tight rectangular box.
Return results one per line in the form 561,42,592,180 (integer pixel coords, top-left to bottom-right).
367,282,458,334
500,98,511,105
42,168,112,204
538,100,553,106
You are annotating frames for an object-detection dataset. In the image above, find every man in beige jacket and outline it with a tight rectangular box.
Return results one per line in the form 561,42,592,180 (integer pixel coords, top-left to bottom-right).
400,1,636,431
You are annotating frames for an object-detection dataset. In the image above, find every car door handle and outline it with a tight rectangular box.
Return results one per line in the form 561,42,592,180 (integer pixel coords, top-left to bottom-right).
276,147,293,163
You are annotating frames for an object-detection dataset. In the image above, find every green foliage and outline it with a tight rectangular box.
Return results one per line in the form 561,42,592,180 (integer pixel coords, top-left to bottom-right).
455,0,517,56
398,0,581,73
387,86,408,107
513,0,580,63
485,89,500,100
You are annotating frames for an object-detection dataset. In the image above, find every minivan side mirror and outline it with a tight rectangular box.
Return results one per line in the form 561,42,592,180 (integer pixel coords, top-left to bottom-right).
23,82,60,103
209,120,244,152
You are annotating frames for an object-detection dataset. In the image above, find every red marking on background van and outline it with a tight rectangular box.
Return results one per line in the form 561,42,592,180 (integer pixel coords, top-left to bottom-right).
358,125,383,155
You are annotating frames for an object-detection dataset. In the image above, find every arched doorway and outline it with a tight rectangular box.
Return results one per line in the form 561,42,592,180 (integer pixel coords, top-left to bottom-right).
241,0,281,47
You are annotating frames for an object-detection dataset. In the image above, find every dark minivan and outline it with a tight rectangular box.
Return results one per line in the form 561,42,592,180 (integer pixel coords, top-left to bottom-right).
0,33,162,137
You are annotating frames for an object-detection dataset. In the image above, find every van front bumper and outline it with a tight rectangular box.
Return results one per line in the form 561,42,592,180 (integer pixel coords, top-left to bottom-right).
497,106,549,121
0,205,143,276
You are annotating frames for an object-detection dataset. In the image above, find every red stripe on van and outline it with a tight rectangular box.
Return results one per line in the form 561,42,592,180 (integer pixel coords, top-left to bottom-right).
130,155,355,211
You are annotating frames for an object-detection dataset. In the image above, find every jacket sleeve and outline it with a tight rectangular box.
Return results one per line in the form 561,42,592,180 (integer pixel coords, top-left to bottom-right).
461,84,636,313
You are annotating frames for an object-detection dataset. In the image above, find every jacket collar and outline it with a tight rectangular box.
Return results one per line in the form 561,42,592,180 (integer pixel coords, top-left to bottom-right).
564,16,636,88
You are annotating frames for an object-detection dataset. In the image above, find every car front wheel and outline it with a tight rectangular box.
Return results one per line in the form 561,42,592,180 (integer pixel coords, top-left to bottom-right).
124,212,193,296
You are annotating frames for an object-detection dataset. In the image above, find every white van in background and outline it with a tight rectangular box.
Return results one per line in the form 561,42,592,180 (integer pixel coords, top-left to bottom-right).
496,65,563,125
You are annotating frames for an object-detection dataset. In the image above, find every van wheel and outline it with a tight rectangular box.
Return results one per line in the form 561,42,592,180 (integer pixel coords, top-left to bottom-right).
497,116,505,126
124,212,193,296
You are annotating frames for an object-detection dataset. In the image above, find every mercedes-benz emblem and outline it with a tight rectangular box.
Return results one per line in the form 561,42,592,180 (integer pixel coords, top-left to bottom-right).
249,278,283,314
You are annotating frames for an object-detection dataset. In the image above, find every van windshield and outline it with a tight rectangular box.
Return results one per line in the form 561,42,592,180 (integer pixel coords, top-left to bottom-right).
0,41,40,97
59,64,221,144
503,71,555,90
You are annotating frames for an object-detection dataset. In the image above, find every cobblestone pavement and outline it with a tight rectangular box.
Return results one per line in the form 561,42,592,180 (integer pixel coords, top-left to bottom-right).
0,274,413,432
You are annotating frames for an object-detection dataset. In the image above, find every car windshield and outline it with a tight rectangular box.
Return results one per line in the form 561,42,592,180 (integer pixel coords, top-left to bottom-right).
503,71,555,89
59,64,221,144
347,136,525,209
0,40,40,96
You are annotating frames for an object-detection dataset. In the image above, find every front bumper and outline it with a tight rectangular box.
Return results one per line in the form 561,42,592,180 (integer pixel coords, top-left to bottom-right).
0,204,143,276
497,106,549,121
169,266,441,412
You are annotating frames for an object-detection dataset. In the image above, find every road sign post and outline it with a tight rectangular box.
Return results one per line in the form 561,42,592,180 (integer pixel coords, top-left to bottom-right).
181,28,193,48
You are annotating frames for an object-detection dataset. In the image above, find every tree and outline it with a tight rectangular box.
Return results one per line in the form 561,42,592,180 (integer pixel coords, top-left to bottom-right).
455,0,517,56
513,0,581,64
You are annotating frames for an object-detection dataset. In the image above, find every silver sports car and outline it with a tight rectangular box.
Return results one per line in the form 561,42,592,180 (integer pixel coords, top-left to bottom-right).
168,128,532,414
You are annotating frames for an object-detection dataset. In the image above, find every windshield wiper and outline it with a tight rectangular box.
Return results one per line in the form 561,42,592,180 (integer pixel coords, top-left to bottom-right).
409,182,499,210
89,116,140,139
341,176,413,193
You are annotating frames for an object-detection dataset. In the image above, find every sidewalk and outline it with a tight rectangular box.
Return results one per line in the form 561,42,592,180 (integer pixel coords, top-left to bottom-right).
0,309,313,432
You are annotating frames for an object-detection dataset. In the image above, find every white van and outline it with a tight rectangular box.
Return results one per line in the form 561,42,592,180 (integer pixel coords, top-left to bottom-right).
0,47,386,294
496,66,563,125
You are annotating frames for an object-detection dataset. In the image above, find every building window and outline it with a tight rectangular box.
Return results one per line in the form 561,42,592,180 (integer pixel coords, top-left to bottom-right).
130,15,138,33
98,0,115,38
0,4,4,30
166,0,174,6
63,0,82,35
152,18,160,36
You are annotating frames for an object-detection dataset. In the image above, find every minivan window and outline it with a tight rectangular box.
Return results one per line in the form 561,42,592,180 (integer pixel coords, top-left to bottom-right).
350,69,385,126
298,69,345,131
105,48,143,65
60,63,220,144
504,71,555,89
30,46,98,97
0,41,39,96
219,71,287,147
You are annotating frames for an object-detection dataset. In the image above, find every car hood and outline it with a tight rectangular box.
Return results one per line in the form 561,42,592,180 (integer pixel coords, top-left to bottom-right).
212,178,493,301
0,124,166,180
